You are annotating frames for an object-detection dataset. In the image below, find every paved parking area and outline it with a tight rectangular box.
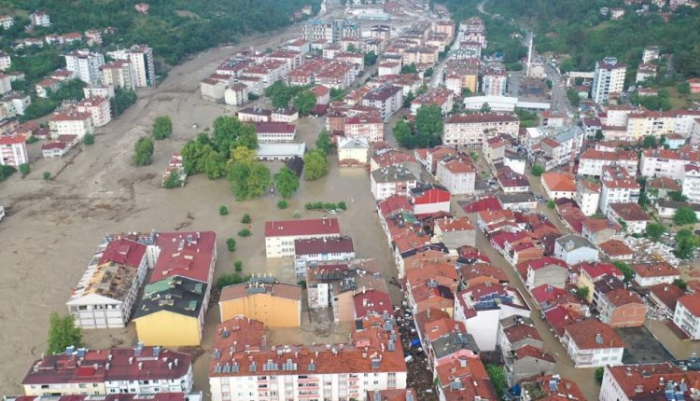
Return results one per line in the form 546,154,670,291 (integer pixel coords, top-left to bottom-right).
617,326,674,364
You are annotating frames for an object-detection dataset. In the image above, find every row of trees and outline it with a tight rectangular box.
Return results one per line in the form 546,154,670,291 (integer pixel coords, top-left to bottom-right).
264,82,316,113
393,104,444,149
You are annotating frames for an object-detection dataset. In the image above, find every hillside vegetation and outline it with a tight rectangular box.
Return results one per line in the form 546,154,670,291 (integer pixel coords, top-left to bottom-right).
0,0,320,64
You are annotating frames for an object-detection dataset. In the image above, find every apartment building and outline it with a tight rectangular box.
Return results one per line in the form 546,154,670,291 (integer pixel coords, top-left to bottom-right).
209,316,407,401
265,218,341,258
576,180,601,216
129,45,156,87
578,149,639,177
132,231,217,347
599,166,640,214
219,277,302,327
435,155,476,195
66,237,150,329
640,147,700,179
255,122,296,143
481,69,508,97
83,84,115,100
592,57,627,104
607,202,651,235
361,85,403,122
49,111,95,139
344,115,384,142
631,262,680,287
99,61,135,90
442,112,519,147
75,97,112,127
674,293,700,340
370,165,418,200
22,345,193,396
562,320,625,367
224,83,249,106
600,363,700,401
293,236,356,277
0,135,28,167
29,10,51,27
65,51,105,84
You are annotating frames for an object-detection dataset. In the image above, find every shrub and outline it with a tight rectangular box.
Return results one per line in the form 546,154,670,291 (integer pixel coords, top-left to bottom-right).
226,238,236,252
337,201,347,210
19,163,30,176
234,260,243,272
43,171,51,180
278,200,289,209
241,214,251,224
219,206,229,216
238,228,252,237
83,133,95,145
324,202,336,210
216,273,249,289
297,280,307,289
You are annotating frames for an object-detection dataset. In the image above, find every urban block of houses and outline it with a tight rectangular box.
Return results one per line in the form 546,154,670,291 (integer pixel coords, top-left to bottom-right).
600,362,700,401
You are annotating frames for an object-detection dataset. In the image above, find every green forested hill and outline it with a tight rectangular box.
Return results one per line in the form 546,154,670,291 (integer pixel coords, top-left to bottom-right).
0,0,320,64
437,0,700,77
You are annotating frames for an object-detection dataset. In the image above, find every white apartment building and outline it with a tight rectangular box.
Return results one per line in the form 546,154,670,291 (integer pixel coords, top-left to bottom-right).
65,51,105,84
0,93,31,117
344,116,384,143
293,236,356,277
83,84,115,99
592,57,627,104
640,147,700,179
0,135,28,167
338,136,369,165
100,61,135,90
436,156,476,195
210,316,407,401
682,163,700,203
224,83,248,106
75,97,112,127
561,320,625,368
264,218,342,258
49,111,95,139
0,15,13,30
576,180,601,216
361,85,403,122
0,73,12,94
607,203,650,235
442,112,520,147
22,345,193,396
481,71,508,97
29,10,51,27
67,237,150,329
599,363,698,401
577,149,639,177
599,166,640,214
370,165,418,200
0,52,11,71
129,45,156,87
673,294,700,340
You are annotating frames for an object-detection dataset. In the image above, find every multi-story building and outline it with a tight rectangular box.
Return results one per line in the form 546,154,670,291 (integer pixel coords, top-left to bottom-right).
525,125,584,170
597,288,647,327
631,262,680,287
65,51,105,84
75,97,112,127
132,231,217,347
0,135,28,167
99,61,135,90
600,363,700,401
224,83,249,106
578,149,639,177
338,136,369,166
442,112,519,147
219,277,302,327
576,180,601,216
0,15,13,29
592,57,627,104
129,45,156,87
0,73,12,94
554,234,599,266
293,236,356,277
370,165,418,200
541,172,576,200
49,111,95,139
561,320,625,367
682,163,700,203
254,122,296,143
640,147,700,179
0,52,11,71
209,316,407,401
599,166,640,214
361,85,403,122
83,84,115,100
673,293,700,340
22,345,193,396
29,10,51,27
66,237,150,329
607,202,651,234
302,19,359,44
435,155,476,195
481,69,508,96
344,115,384,142
265,218,341,258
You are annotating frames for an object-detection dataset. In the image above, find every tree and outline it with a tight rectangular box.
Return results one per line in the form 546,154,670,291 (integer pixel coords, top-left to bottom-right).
415,104,444,148
547,200,556,209
595,367,605,385
401,63,418,74
19,163,30,176
234,260,243,272
469,151,479,162
304,149,329,180
274,167,300,198
675,229,700,259
83,133,95,145
479,102,492,113
669,191,688,202
231,146,255,167
242,214,251,224
674,207,698,225
613,261,635,283
216,273,249,290
238,228,252,237
293,90,317,115
203,150,227,179
0,165,17,181
337,201,347,210
645,223,666,240
364,51,378,66
402,91,415,109
531,165,544,176
678,81,691,95
47,313,83,354
43,171,51,180
219,206,229,216
566,87,581,107
642,136,658,149
226,238,237,252
152,115,173,140
163,173,183,188
575,286,590,300
674,278,688,291
316,128,333,154
486,364,507,400
133,137,154,166
393,120,415,148
424,67,434,77
346,43,357,52
213,116,258,159
278,200,289,209
112,88,137,117
595,130,605,141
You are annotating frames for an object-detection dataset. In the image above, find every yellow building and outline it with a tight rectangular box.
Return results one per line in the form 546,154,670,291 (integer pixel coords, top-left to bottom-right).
219,278,302,327
577,263,625,303
132,276,207,346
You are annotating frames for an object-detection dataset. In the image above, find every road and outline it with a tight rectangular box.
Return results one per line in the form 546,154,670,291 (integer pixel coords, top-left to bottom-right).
477,0,491,16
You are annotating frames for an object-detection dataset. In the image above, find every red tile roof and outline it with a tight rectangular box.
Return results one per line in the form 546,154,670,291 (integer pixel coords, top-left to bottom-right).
542,172,576,192
631,262,678,278
148,231,216,284
564,320,625,349
609,202,651,221
603,288,644,307
265,218,340,237
0,135,25,145
462,197,502,213
515,344,555,363
220,282,302,302
598,239,634,257
579,262,622,280
98,238,147,268
503,322,542,343
294,236,354,256
648,283,684,311
353,289,393,318
606,363,700,400
679,293,700,316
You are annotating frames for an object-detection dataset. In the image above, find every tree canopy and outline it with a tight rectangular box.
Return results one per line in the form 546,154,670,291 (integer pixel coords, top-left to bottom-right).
47,313,83,355
293,90,317,115
414,104,444,148
675,229,700,259
303,149,329,181
274,167,300,198
645,223,666,240
133,137,154,166
316,128,333,154
152,116,173,140
674,206,699,225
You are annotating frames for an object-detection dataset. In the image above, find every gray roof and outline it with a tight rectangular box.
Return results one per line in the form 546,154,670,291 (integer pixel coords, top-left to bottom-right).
497,193,536,204
555,234,596,251
553,125,584,143
371,165,417,183
431,331,479,359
